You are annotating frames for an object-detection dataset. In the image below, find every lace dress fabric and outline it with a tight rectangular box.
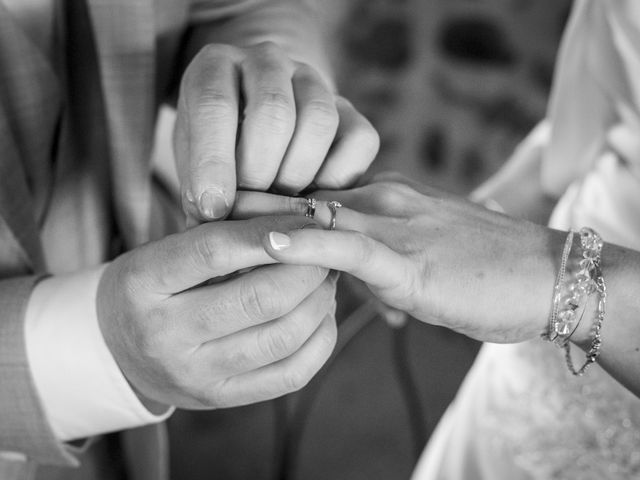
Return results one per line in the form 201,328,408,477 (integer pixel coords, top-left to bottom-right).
482,342,640,479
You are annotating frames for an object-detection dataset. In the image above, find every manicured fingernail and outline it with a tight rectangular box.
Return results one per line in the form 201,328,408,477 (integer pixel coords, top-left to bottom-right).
199,189,228,219
269,232,291,251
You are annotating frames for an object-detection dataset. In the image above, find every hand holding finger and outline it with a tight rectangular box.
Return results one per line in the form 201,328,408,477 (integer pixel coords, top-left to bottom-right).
96,214,335,409
176,41,378,223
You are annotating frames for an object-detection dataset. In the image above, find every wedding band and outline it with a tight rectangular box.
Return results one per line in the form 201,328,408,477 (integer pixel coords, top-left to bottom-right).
305,197,317,218
327,201,342,231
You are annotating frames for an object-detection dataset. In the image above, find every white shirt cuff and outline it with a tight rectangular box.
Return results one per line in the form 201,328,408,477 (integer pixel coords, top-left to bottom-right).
24,265,174,442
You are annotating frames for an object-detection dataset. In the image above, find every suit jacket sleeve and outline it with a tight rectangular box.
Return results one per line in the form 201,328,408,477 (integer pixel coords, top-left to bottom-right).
0,275,77,467
185,0,334,86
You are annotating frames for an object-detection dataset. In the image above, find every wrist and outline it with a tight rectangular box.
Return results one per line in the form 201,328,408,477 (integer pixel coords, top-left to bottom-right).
527,227,569,341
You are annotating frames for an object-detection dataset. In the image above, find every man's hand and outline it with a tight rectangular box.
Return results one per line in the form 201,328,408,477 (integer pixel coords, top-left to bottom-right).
96,216,337,409
174,42,379,223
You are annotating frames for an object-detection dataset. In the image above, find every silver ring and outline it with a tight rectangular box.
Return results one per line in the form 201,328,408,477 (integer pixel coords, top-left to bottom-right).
327,201,342,231
305,197,317,218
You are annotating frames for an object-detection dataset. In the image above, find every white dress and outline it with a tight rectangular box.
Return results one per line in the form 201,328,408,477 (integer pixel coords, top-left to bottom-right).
412,1,640,478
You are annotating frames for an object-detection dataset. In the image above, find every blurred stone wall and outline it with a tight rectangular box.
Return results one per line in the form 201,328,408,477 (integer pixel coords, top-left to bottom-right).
318,0,572,194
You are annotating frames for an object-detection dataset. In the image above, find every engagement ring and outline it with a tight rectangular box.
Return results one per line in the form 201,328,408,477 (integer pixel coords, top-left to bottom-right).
327,201,342,230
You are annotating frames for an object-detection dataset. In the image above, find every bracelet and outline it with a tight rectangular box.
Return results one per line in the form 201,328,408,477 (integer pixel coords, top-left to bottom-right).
543,227,606,376
544,230,574,343
564,227,606,376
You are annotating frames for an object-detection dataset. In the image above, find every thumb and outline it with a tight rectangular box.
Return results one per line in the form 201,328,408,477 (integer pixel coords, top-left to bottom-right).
180,57,240,222
174,94,237,224
185,136,237,221
188,182,235,223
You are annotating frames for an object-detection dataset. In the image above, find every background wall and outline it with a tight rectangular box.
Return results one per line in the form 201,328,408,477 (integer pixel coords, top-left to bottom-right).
168,1,572,479
322,0,571,193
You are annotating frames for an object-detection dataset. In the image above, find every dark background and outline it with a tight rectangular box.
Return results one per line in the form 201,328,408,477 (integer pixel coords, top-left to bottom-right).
168,1,572,479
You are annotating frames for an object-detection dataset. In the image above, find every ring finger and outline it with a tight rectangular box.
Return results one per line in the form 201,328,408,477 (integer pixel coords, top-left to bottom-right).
230,191,374,234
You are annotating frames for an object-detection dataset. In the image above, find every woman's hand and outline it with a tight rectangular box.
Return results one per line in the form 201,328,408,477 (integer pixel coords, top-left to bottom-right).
231,173,567,343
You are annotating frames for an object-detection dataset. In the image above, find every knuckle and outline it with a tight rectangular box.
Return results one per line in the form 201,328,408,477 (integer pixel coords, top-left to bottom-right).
258,322,298,362
239,276,283,320
274,171,312,191
352,123,381,157
254,40,282,57
191,382,225,408
193,90,236,122
192,231,226,275
302,100,339,136
282,366,311,392
316,168,347,189
321,317,338,350
237,173,273,191
198,43,220,59
252,90,295,129
198,43,236,61
192,305,217,337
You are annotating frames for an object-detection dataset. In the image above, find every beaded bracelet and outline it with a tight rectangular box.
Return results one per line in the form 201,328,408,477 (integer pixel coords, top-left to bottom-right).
544,227,606,376
564,227,606,376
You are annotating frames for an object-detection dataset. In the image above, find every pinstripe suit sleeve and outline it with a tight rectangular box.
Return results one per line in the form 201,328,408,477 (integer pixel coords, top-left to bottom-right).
0,275,77,467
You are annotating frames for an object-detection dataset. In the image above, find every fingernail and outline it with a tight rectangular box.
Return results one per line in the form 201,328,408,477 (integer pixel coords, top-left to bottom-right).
199,189,228,220
269,232,291,251
300,222,321,230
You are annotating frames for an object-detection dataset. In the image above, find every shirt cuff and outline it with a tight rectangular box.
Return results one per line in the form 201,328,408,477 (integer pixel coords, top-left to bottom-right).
24,265,174,442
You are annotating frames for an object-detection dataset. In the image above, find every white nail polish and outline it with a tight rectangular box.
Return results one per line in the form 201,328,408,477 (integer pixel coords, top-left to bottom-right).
269,232,291,251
